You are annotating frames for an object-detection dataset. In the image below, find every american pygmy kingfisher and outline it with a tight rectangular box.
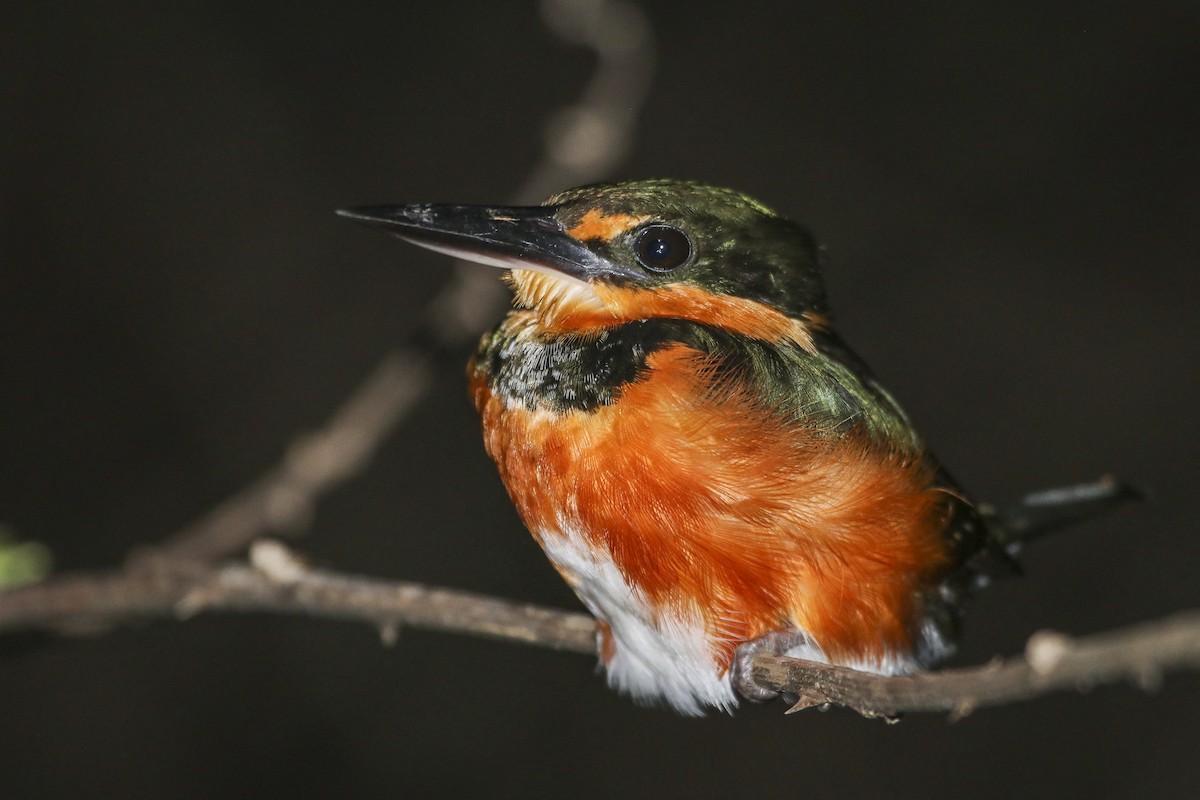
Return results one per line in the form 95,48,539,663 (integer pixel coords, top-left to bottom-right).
340,180,1132,715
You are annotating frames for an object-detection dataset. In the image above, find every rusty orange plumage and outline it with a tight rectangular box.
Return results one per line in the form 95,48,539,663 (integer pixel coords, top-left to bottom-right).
472,340,951,671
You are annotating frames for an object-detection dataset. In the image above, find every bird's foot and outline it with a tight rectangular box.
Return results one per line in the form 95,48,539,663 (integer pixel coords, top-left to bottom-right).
731,630,815,703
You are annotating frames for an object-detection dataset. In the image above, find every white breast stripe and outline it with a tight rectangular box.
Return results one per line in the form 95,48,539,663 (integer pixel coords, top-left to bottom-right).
538,527,738,715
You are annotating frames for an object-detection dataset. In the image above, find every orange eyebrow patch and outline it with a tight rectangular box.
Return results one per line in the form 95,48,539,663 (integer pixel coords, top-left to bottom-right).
801,310,831,331
566,209,650,242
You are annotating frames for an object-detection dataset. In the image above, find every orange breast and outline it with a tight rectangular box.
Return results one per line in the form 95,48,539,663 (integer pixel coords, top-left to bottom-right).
472,344,951,672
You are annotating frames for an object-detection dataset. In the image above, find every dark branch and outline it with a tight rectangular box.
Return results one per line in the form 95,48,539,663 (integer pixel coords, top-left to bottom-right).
210,550,599,653
752,611,1200,718
2,541,1197,718
1,542,597,652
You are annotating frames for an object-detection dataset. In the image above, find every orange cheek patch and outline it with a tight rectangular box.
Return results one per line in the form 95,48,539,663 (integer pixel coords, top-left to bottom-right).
566,209,650,242
596,283,818,352
529,281,818,352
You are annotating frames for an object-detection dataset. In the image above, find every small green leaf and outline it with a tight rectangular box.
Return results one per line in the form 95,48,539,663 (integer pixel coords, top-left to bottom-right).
0,525,53,589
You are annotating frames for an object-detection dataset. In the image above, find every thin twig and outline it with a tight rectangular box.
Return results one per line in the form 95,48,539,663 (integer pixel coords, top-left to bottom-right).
425,0,656,348
2,540,1198,717
155,0,656,564
155,352,431,562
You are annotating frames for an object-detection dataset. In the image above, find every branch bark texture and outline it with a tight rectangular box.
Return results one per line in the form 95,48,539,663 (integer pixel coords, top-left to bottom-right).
1,542,597,654
754,613,1200,718
2,541,1196,719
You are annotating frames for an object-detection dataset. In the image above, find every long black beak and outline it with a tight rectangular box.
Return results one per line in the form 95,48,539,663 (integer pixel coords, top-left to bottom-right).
337,203,636,282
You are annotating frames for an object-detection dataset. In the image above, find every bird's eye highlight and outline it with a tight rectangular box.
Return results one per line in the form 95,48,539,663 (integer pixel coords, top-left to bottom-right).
633,225,692,272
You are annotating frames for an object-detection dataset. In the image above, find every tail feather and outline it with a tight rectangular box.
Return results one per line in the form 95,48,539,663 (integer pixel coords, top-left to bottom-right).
915,475,1141,668
983,475,1143,548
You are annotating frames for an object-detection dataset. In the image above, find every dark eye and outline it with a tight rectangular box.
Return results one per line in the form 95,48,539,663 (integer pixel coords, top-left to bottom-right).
633,225,692,272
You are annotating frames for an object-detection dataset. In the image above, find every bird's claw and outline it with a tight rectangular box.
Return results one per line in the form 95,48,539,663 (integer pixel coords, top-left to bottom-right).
731,630,813,703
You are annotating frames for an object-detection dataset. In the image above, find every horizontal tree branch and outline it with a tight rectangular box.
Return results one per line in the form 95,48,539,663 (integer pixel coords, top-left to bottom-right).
2,540,1197,718
753,612,1200,719
1,541,597,653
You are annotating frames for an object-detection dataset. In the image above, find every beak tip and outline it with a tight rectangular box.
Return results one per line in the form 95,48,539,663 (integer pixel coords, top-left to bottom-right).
336,207,378,223
337,206,412,232
335,202,605,281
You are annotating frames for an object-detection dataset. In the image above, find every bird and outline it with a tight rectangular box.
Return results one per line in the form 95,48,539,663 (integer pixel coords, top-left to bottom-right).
339,179,1134,715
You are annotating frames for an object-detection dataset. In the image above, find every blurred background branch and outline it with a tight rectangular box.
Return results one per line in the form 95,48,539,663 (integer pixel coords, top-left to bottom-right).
151,0,655,565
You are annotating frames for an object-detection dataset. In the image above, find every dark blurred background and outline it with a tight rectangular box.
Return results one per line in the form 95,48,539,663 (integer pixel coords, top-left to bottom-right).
3,2,1199,798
